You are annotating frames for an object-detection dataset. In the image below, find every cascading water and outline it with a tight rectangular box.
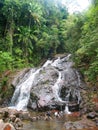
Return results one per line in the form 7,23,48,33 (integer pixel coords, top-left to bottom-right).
9,60,52,111
64,104,71,114
51,57,66,104
10,54,84,112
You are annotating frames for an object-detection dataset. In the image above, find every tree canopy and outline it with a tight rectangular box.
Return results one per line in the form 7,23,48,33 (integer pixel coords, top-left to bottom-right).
0,0,98,83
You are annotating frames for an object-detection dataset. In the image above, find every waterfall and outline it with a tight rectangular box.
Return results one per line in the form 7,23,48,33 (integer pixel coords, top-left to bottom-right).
51,55,71,104
9,60,52,111
51,70,65,103
64,104,71,114
9,54,83,112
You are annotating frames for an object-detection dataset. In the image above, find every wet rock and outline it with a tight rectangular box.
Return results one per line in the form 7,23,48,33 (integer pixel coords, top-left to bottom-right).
80,107,87,115
30,66,58,109
0,120,4,129
8,109,19,115
9,114,16,122
64,118,96,130
0,119,15,130
30,57,86,110
87,112,97,119
0,108,24,130
10,55,86,111
68,103,79,112
2,110,10,122
30,116,37,121
95,119,98,126
11,68,31,87
14,118,23,129
19,111,30,120
0,108,9,120
64,121,83,130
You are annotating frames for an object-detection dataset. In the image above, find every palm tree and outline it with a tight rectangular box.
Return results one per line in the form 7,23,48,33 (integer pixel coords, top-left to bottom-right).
15,26,37,63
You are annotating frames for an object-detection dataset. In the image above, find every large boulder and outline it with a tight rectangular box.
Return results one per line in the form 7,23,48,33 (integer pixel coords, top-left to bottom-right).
30,66,58,110
0,119,15,130
29,56,86,110
10,54,86,111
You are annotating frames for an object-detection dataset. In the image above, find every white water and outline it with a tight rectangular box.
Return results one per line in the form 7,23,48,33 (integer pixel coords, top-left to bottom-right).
51,70,65,103
9,54,81,113
51,59,65,103
51,55,71,104
10,56,68,111
10,60,52,111
64,104,71,114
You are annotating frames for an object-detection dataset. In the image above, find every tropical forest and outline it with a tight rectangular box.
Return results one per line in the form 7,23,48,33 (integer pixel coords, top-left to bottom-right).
0,0,98,130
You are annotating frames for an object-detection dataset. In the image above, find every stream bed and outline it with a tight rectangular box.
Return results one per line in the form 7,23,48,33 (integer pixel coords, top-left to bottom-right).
22,111,98,130
23,111,66,130
23,118,98,130
23,119,65,130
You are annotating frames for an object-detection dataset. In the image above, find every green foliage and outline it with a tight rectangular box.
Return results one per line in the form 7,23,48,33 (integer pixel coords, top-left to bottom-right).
85,60,98,81
0,76,14,100
75,3,98,82
0,0,97,84
58,14,83,53
0,0,69,70
0,51,13,72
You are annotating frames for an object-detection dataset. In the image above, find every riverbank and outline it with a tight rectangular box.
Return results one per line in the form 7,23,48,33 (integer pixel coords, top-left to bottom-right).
0,107,98,130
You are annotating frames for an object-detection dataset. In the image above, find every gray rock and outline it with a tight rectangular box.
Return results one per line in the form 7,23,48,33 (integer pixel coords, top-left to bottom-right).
87,112,97,119
64,118,96,130
0,119,15,130
11,68,31,87
10,55,86,111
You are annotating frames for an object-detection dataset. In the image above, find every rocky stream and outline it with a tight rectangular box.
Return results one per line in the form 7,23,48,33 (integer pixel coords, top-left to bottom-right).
0,54,98,130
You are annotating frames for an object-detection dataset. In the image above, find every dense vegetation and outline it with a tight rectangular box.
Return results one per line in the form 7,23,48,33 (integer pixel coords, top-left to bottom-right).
0,0,98,85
